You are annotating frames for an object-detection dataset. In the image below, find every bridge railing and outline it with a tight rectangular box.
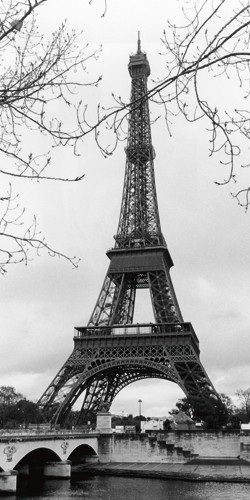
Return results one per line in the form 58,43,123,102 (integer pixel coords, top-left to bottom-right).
0,428,97,439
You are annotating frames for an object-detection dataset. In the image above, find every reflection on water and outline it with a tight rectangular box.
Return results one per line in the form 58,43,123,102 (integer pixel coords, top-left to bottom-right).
3,475,250,500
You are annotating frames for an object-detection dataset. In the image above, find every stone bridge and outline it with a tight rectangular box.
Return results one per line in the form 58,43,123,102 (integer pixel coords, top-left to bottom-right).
0,424,247,494
0,429,105,494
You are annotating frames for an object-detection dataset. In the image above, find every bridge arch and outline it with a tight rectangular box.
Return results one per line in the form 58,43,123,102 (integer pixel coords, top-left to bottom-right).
68,444,98,464
14,447,61,473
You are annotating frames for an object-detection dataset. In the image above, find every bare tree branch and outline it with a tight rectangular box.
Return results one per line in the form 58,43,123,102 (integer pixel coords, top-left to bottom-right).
77,0,250,210
0,183,80,275
3,0,250,274
0,0,101,273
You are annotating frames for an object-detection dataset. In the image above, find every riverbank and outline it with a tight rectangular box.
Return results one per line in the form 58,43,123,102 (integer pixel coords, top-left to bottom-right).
73,458,250,483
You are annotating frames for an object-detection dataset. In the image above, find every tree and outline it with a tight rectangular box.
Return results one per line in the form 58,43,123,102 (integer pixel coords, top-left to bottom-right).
3,1,250,274
169,394,229,429
0,386,43,428
0,0,101,274
169,397,195,419
236,388,250,422
0,386,23,405
84,0,250,211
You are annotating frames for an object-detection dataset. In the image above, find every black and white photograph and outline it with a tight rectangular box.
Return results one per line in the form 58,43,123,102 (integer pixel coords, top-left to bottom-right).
1,1,250,498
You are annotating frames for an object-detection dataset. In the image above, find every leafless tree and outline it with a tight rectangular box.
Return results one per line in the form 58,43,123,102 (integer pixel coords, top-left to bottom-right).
3,1,250,274
85,0,250,211
236,388,250,413
0,0,101,274
0,386,23,405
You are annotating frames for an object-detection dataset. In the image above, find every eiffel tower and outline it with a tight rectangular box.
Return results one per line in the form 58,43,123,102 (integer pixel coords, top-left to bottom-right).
39,37,219,425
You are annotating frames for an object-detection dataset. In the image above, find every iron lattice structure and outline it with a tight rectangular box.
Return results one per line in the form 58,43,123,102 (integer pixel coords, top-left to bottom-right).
39,40,219,424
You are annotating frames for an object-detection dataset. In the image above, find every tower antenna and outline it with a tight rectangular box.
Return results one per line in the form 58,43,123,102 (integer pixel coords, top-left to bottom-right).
137,31,141,53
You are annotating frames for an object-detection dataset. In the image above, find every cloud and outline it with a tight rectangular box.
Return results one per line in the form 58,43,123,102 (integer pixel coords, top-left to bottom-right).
212,364,250,399
0,372,48,402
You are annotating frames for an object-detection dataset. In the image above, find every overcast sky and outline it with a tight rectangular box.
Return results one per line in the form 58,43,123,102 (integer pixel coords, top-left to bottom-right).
1,0,250,418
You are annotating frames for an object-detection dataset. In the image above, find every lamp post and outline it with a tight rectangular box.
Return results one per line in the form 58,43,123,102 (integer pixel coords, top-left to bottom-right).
138,399,142,432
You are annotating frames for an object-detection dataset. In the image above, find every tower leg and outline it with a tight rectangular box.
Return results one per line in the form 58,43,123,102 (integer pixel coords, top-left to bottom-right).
148,270,183,323
88,273,136,327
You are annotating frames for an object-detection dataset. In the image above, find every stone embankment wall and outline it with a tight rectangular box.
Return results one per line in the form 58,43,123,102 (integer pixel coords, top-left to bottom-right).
99,431,241,463
240,432,250,461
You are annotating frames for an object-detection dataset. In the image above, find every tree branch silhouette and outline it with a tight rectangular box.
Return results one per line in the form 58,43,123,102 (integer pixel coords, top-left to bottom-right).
0,0,101,273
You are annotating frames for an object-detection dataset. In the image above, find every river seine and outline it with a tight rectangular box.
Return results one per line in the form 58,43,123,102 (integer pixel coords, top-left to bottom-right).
6,475,250,500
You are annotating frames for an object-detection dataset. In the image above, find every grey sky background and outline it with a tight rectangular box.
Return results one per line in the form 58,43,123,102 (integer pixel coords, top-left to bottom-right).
1,0,250,418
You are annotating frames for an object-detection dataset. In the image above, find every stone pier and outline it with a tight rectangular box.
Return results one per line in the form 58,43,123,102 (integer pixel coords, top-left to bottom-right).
0,470,18,494
43,460,71,478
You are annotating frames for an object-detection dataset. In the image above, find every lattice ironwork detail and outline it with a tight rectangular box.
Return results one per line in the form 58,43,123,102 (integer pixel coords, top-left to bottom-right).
148,270,182,323
38,39,219,425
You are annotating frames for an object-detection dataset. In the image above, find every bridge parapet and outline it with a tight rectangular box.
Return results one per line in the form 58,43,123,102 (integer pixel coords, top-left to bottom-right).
0,429,98,441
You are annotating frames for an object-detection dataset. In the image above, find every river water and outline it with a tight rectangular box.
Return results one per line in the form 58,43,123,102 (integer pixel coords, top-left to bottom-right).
6,475,250,500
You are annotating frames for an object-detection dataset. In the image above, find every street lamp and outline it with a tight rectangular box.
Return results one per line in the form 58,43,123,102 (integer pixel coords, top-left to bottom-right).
138,399,142,432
